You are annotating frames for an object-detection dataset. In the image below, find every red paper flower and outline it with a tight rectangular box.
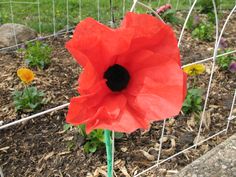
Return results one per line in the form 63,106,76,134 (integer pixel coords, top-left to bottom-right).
66,12,187,133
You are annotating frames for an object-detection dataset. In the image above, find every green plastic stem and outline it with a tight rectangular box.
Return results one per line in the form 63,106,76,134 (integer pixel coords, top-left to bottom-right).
104,130,113,177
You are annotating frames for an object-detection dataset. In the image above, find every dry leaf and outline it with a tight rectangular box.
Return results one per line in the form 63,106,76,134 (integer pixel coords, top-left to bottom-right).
44,151,54,160
64,136,74,141
0,146,10,152
205,63,213,74
233,108,236,114
203,111,211,130
162,138,176,156
93,167,107,177
139,150,155,161
131,166,139,176
209,105,220,109
170,138,176,147
114,159,122,166
140,125,151,135
119,166,131,177
167,170,178,174
121,147,128,152
193,135,205,145
115,160,131,177
167,118,175,126
187,114,196,129
58,151,71,156
159,136,168,143
201,144,209,153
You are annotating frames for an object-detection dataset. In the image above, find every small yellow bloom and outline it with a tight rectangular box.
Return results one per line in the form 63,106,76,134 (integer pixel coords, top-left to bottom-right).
17,68,35,84
183,64,206,76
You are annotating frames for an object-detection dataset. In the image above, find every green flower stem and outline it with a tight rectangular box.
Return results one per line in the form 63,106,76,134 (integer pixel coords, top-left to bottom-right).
104,130,113,177
25,86,31,103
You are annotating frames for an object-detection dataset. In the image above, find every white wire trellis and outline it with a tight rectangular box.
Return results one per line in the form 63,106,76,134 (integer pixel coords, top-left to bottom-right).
0,0,235,176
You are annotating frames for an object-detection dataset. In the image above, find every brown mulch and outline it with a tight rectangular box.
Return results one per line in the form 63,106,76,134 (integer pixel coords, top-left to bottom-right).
0,12,235,177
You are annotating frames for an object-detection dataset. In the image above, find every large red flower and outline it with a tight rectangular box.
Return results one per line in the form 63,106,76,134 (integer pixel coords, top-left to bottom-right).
66,12,187,133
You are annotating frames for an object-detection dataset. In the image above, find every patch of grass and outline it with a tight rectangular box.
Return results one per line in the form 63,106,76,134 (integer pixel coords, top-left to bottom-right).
0,0,235,34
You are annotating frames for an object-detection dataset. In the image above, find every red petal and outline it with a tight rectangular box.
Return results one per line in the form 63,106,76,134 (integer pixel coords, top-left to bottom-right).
66,95,97,125
101,93,127,119
86,103,148,134
127,52,184,92
152,27,180,66
126,57,186,120
121,12,180,65
78,62,106,94
85,93,127,133
66,83,109,125
182,72,187,101
66,17,133,73
121,12,165,39
66,39,89,67
117,49,169,74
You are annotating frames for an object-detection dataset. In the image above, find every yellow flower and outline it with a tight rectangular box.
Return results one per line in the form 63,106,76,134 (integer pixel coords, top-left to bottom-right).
17,68,35,84
183,64,206,76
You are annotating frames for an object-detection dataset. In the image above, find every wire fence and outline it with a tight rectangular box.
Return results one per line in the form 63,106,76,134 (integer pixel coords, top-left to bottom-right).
0,0,236,176
0,0,235,51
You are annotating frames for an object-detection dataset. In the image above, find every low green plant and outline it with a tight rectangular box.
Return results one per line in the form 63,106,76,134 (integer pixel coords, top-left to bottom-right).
82,127,105,153
63,123,73,132
64,124,124,153
23,41,52,69
192,22,214,42
64,124,105,153
206,12,217,24
160,9,182,25
182,88,203,115
13,86,45,112
186,15,200,31
198,0,219,14
217,49,236,70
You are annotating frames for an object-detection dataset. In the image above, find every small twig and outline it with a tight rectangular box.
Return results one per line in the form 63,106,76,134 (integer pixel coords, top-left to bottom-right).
0,166,4,177
0,147,10,153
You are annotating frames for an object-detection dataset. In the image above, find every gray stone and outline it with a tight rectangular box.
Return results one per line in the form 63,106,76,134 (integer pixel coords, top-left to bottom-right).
174,134,236,177
0,23,37,48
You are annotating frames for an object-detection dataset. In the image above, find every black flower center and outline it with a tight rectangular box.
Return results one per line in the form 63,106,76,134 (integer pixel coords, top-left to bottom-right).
104,64,130,92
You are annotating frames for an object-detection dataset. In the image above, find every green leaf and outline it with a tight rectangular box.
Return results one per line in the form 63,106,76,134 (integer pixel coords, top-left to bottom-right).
182,88,203,115
84,142,97,153
13,86,44,112
77,124,86,137
63,123,73,132
67,141,75,151
28,103,38,109
23,41,52,69
114,132,124,139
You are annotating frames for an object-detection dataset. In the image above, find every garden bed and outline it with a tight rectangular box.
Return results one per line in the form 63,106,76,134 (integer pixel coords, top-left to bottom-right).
0,12,236,177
